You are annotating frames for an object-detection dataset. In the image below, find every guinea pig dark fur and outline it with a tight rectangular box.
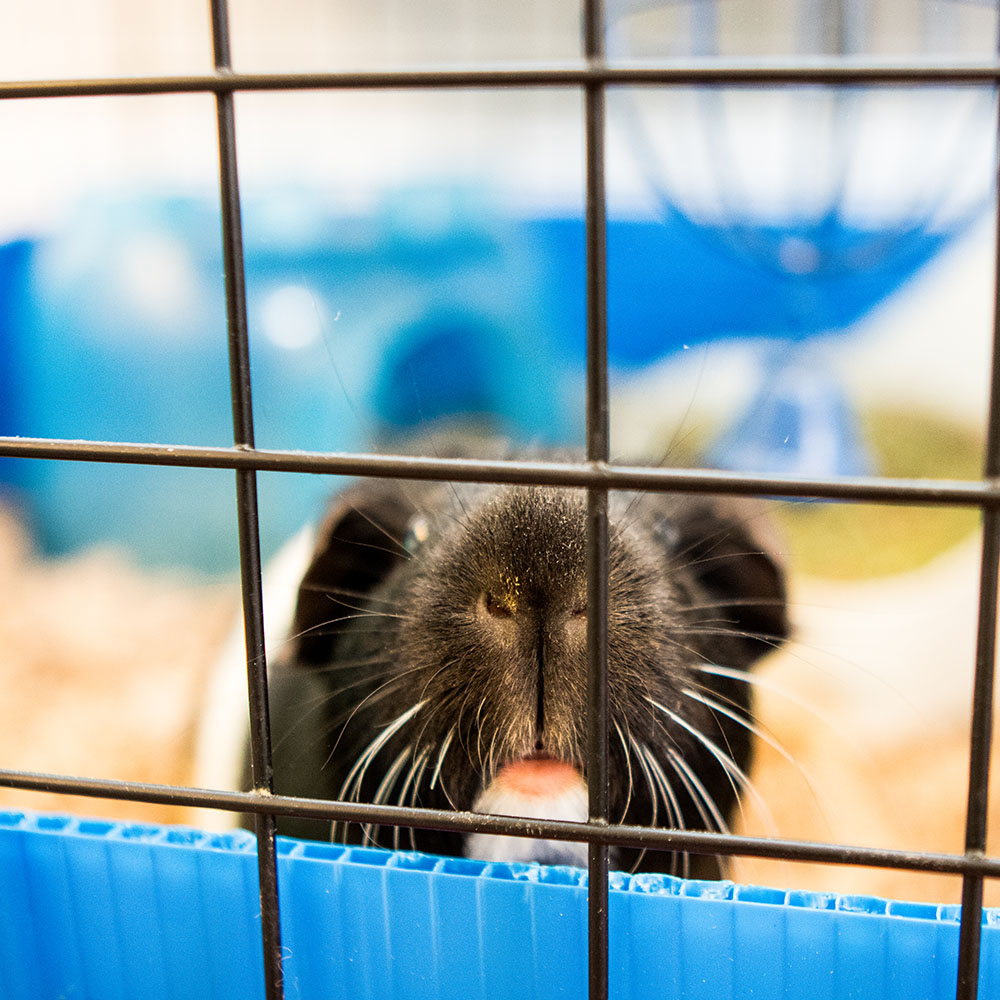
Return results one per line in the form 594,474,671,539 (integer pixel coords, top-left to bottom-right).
258,441,789,878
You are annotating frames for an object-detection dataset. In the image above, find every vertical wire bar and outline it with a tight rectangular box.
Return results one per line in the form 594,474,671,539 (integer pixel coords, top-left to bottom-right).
209,1,285,997
956,516,1000,1000
583,0,609,998
954,71,1000,1000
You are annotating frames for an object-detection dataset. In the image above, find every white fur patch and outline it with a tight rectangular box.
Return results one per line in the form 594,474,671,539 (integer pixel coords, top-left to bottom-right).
189,524,317,830
466,769,590,867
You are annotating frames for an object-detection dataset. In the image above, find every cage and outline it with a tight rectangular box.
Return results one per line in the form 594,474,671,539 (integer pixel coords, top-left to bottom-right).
1,1,1000,999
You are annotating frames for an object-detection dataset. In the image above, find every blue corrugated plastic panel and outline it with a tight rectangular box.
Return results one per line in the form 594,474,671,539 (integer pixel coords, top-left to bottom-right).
0,809,997,1000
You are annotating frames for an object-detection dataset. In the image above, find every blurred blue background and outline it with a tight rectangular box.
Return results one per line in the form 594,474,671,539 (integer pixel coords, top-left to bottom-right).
0,0,997,571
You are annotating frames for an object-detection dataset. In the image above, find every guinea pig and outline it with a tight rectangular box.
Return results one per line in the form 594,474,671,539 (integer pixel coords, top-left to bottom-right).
253,438,789,878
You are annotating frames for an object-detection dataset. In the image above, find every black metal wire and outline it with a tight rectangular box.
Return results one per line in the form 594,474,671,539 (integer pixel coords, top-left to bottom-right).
955,82,1000,1000
209,1,284,996
957,513,1000,1000
6,764,1000,880
2,435,999,505
9,60,1000,100
1,8,999,1000
583,0,610,996
954,21,1000,997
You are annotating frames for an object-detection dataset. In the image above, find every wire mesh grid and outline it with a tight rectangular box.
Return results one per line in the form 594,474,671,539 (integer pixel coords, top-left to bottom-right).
1,1,1000,999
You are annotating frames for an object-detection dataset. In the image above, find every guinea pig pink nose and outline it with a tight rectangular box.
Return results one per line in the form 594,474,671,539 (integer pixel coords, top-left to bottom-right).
492,756,583,799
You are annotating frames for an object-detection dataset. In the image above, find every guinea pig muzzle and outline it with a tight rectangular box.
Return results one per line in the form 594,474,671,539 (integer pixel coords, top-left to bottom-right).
465,753,590,867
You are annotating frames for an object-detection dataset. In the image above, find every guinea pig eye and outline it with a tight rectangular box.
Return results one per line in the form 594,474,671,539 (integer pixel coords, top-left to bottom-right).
481,592,513,619
403,515,430,555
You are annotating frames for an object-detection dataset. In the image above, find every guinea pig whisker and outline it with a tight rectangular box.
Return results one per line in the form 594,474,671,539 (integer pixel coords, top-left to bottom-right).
682,683,802,778
667,497,789,568
486,720,506,786
322,669,407,732
319,595,407,620
692,662,782,689
444,477,471,526
677,596,790,613
338,535,414,563
325,686,438,761
329,680,434,744
347,506,414,559
332,698,427,793
304,619,405,636
415,657,462,706
614,370,710,530
665,745,727,832
309,654,397,676
630,737,659,873
472,693,490,773
672,616,740,632
268,669,392,761
696,720,780,839
668,542,781,580
612,720,635,824
307,628,408,648
396,748,431,852
638,742,690,879
297,580,404,608
644,695,756,833
692,661,861,763
337,703,427,846
330,659,429,715
306,613,408,640
364,745,413,847
410,754,432,851
663,747,730,878
657,630,741,672
417,430,472,526
323,678,409,737
685,674,835,836
288,617,400,650
673,623,788,652
620,734,655,871
429,727,457,801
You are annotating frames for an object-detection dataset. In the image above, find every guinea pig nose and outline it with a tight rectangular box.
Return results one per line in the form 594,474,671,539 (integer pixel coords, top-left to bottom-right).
479,591,514,619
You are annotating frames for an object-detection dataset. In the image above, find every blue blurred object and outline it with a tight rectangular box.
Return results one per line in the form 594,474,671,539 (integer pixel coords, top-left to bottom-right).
708,351,875,478
0,188,965,569
0,240,32,493
1,809,998,1000
538,213,951,364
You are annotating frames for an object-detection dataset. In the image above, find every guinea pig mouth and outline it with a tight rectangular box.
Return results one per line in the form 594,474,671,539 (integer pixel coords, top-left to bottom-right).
490,753,583,797
465,753,590,866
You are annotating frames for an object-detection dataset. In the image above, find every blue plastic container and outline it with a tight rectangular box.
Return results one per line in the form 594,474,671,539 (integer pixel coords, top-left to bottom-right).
0,809,996,1000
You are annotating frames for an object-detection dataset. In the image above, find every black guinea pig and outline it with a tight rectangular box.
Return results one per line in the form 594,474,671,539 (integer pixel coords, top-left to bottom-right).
253,440,789,879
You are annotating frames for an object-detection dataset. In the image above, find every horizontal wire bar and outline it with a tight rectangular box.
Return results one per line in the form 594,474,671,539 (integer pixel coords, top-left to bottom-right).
2,766,999,881
0,434,995,506
4,59,1000,100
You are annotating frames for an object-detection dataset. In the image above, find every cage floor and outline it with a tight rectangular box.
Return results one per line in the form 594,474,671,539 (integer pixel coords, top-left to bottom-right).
0,808,997,1000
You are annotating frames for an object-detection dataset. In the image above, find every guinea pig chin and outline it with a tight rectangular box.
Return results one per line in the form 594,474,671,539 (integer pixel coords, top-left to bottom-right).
464,756,590,867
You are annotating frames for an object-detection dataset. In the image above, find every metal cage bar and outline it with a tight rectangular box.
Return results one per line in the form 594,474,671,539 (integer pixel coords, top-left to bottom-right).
5,765,1000,876
583,0,611,994
0,6,998,1000
210,1,284,996
955,66,1000,998
12,61,1000,99
3,436,1000,504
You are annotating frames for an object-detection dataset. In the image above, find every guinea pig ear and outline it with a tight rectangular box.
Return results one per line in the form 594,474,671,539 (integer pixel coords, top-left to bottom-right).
669,497,790,666
289,482,417,666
